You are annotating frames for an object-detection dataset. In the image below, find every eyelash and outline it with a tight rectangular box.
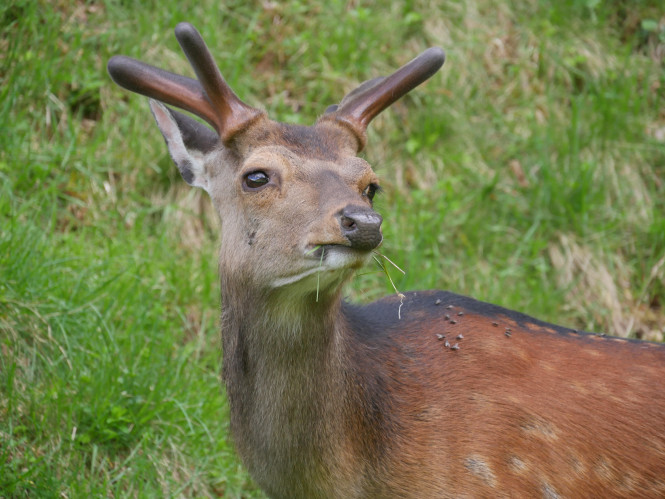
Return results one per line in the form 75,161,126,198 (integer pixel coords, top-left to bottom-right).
363,183,381,201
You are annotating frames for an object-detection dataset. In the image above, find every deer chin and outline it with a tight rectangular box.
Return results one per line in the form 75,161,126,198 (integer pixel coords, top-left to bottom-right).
269,245,370,289
307,244,374,272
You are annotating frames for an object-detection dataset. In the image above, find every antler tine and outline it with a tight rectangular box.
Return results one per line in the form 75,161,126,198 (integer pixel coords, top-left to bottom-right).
107,55,222,132
322,47,445,151
174,22,264,144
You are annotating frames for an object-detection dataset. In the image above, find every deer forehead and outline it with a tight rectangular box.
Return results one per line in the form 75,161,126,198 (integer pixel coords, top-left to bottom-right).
241,145,378,190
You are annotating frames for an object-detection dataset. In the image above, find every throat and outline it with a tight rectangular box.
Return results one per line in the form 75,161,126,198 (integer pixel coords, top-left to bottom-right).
220,284,350,493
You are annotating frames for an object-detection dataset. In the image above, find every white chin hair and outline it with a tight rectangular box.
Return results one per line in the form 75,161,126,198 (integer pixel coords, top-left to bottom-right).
270,247,366,289
323,246,363,269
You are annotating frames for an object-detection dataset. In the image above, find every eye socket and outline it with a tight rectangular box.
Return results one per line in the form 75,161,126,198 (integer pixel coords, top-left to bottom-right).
362,183,380,202
243,171,270,190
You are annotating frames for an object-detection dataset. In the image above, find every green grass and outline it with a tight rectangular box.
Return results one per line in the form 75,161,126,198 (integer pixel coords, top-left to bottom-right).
2,0,664,496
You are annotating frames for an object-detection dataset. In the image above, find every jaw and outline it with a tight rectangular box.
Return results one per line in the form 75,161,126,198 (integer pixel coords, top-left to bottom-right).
270,245,371,293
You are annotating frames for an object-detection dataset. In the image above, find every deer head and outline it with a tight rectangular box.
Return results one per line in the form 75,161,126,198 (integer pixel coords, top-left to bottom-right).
107,23,444,301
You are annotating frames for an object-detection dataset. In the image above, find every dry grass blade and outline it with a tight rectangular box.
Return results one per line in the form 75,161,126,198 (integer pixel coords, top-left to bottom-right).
373,251,406,319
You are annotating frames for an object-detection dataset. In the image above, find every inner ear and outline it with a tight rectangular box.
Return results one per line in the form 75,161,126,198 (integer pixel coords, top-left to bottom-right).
149,100,218,191
168,107,220,154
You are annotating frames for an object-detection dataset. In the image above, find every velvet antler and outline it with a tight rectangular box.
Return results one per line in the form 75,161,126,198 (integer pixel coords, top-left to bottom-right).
320,47,445,150
107,22,264,144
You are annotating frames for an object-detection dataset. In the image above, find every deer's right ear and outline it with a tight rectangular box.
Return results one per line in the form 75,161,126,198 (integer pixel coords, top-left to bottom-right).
149,99,219,191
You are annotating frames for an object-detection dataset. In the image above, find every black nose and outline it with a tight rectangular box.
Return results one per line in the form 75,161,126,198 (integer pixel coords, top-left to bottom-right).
339,206,383,251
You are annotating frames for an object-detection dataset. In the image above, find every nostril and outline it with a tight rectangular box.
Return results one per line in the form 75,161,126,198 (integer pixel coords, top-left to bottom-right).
341,216,357,231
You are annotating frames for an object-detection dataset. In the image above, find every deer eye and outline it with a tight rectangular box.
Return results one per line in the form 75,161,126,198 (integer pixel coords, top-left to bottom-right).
243,171,270,190
362,183,380,201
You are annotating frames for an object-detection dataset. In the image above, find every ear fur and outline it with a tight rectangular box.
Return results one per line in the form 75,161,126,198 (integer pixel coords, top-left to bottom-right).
149,99,219,191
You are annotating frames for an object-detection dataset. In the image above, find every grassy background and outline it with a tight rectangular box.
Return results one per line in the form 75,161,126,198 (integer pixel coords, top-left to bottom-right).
2,0,664,496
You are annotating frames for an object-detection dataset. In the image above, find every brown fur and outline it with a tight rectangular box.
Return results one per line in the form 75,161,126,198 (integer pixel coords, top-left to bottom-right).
109,29,665,498
341,292,665,498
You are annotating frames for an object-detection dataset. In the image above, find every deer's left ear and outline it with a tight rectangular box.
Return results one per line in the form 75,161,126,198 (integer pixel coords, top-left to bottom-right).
149,99,219,191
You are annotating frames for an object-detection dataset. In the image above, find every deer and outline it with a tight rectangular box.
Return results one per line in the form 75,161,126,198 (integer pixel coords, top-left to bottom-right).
108,22,665,499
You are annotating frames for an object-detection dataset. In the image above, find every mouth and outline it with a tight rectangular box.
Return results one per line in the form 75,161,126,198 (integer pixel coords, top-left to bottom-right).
306,244,348,259
269,244,370,289
304,243,370,276
305,244,370,264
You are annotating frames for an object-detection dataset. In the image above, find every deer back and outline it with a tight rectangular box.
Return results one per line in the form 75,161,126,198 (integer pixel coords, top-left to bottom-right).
342,290,665,496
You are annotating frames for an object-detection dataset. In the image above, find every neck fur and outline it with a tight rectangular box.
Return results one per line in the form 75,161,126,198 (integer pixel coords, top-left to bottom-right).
220,277,360,496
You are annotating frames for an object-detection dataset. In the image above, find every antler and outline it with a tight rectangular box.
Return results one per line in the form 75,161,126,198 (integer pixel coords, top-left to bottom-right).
320,47,445,151
107,22,264,144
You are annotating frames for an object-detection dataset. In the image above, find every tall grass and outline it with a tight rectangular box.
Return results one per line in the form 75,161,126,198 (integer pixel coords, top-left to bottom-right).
2,0,664,496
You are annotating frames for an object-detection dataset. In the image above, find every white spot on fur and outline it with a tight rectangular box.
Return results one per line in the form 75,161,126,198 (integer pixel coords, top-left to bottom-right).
542,482,560,499
465,456,496,487
508,455,527,473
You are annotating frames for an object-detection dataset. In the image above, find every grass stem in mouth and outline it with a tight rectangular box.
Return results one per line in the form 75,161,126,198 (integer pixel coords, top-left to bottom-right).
316,246,325,302
306,245,322,257
373,251,406,319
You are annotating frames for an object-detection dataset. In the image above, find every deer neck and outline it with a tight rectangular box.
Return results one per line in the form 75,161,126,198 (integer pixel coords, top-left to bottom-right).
219,276,361,495
220,280,346,391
